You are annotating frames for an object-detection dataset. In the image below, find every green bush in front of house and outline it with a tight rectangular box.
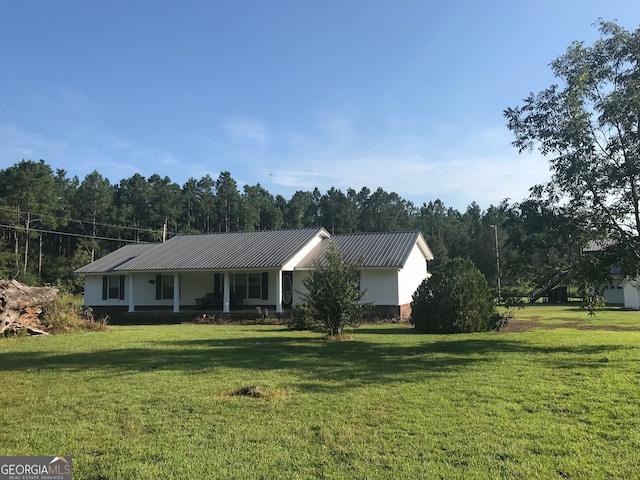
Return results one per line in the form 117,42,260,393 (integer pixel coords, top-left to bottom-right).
301,243,371,336
411,258,499,333
286,303,318,330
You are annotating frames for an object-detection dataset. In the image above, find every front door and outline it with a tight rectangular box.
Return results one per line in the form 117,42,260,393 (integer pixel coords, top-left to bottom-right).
282,271,293,307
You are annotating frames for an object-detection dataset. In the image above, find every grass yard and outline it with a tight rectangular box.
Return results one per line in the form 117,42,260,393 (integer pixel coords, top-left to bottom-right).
1,304,640,479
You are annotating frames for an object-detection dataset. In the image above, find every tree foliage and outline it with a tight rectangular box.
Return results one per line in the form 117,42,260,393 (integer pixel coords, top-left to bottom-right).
505,20,640,278
410,258,498,333
300,243,370,336
0,158,531,295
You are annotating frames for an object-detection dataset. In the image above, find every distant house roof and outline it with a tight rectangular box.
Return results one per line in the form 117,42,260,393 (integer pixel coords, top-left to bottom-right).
75,228,330,273
583,239,616,253
621,276,640,288
296,231,433,269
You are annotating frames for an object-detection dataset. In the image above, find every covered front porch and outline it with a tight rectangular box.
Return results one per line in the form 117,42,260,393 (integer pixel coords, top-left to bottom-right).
123,269,294,315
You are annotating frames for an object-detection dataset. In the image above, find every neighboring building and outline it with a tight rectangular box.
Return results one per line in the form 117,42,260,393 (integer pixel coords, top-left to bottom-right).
621,277,640,310
582,241,626,306
603,267,625,305
75,228,434,321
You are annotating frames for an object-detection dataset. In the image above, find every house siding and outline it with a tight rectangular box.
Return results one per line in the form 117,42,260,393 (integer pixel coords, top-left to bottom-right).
292,272,309,305
293,269,400,306
605,287,624,305
623,282,640,310
85,275,129,306
397,244,429,305
136,273,164,304
360,270,399,305
180,272,214,305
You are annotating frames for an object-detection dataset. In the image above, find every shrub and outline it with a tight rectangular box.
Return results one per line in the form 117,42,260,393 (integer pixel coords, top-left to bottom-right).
301,243,371,336
410,258,498,333
41,293,108,333
286,303,317,330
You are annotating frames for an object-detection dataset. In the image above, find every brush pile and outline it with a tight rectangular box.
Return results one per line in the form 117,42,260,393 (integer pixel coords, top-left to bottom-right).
0,280,58,336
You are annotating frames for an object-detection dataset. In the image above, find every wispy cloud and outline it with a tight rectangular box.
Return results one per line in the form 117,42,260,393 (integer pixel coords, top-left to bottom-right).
270,149,547,208
0,123,180,183
223,115,269,145
265,122,551,209
0,124,69,164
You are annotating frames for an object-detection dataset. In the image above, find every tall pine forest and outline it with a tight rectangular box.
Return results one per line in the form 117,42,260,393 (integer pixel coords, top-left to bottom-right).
0,159,573,296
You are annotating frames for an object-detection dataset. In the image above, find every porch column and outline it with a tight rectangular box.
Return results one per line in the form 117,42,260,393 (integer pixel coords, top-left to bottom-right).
128,273,135,313
223,273,231,313
173,273,180,313
275,269,283,313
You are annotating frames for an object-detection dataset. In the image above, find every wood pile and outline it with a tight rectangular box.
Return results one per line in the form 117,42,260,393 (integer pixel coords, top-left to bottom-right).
0,280,58,336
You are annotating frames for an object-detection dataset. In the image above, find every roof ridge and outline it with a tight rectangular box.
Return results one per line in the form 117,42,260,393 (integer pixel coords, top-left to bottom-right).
173,227,325,238
331,230,419,237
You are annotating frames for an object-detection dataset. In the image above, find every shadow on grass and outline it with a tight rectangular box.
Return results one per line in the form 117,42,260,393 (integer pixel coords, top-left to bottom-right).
0,330,626,392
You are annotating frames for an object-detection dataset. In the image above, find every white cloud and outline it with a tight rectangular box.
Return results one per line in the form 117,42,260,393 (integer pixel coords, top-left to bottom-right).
266,123,552,209
316,112,353,146
0,123,183,184
223,116,269,145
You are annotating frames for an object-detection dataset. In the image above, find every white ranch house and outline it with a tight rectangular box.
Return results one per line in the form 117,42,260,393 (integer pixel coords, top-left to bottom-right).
75,228,434,321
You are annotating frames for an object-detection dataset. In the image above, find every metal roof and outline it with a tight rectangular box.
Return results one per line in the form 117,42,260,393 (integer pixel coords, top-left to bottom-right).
296,231,433,269
74,243,159,274
76,228,329,273
75,228,433,274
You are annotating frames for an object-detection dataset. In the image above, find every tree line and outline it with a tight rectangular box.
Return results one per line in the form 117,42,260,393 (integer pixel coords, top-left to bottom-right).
0,158,562,295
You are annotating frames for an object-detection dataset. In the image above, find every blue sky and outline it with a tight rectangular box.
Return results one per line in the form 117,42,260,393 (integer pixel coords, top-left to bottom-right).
1,1,639,210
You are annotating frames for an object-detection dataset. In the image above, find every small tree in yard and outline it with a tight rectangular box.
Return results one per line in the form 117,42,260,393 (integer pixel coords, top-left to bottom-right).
411,258,499,333
301,242,370,336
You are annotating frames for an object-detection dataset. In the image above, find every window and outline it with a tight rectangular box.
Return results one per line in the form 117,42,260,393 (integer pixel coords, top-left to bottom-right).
156,275,176,300
108,277,120,299
232,272,269,300
102,276,125,300
248,273,261,298
162,275,174,299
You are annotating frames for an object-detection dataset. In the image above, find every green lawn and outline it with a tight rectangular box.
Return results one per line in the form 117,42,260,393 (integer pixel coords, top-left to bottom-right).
1,304,640,479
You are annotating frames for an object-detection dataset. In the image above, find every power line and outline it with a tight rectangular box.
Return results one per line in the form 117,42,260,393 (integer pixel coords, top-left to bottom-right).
0,223,154,244
0,205,172,235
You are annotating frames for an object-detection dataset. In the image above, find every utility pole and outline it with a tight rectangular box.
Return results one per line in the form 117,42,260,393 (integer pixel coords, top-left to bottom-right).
491,224,501,303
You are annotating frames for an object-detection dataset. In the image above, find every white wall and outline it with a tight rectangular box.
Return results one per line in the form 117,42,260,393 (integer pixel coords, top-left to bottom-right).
293,269,399,306
84,273,163,306
292,271,309,305
82,274,132,306
360,269,398,305
604,287,624,305
397,244,429,305
84,275,111,306
623,283,640,310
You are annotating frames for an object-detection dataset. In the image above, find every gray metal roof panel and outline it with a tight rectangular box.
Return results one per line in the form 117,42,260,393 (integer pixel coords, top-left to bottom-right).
74,243,158,274
113,228,327,271
296,231,427,268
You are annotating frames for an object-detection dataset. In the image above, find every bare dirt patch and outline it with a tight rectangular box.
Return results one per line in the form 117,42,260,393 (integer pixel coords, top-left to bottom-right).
501,317,640,333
